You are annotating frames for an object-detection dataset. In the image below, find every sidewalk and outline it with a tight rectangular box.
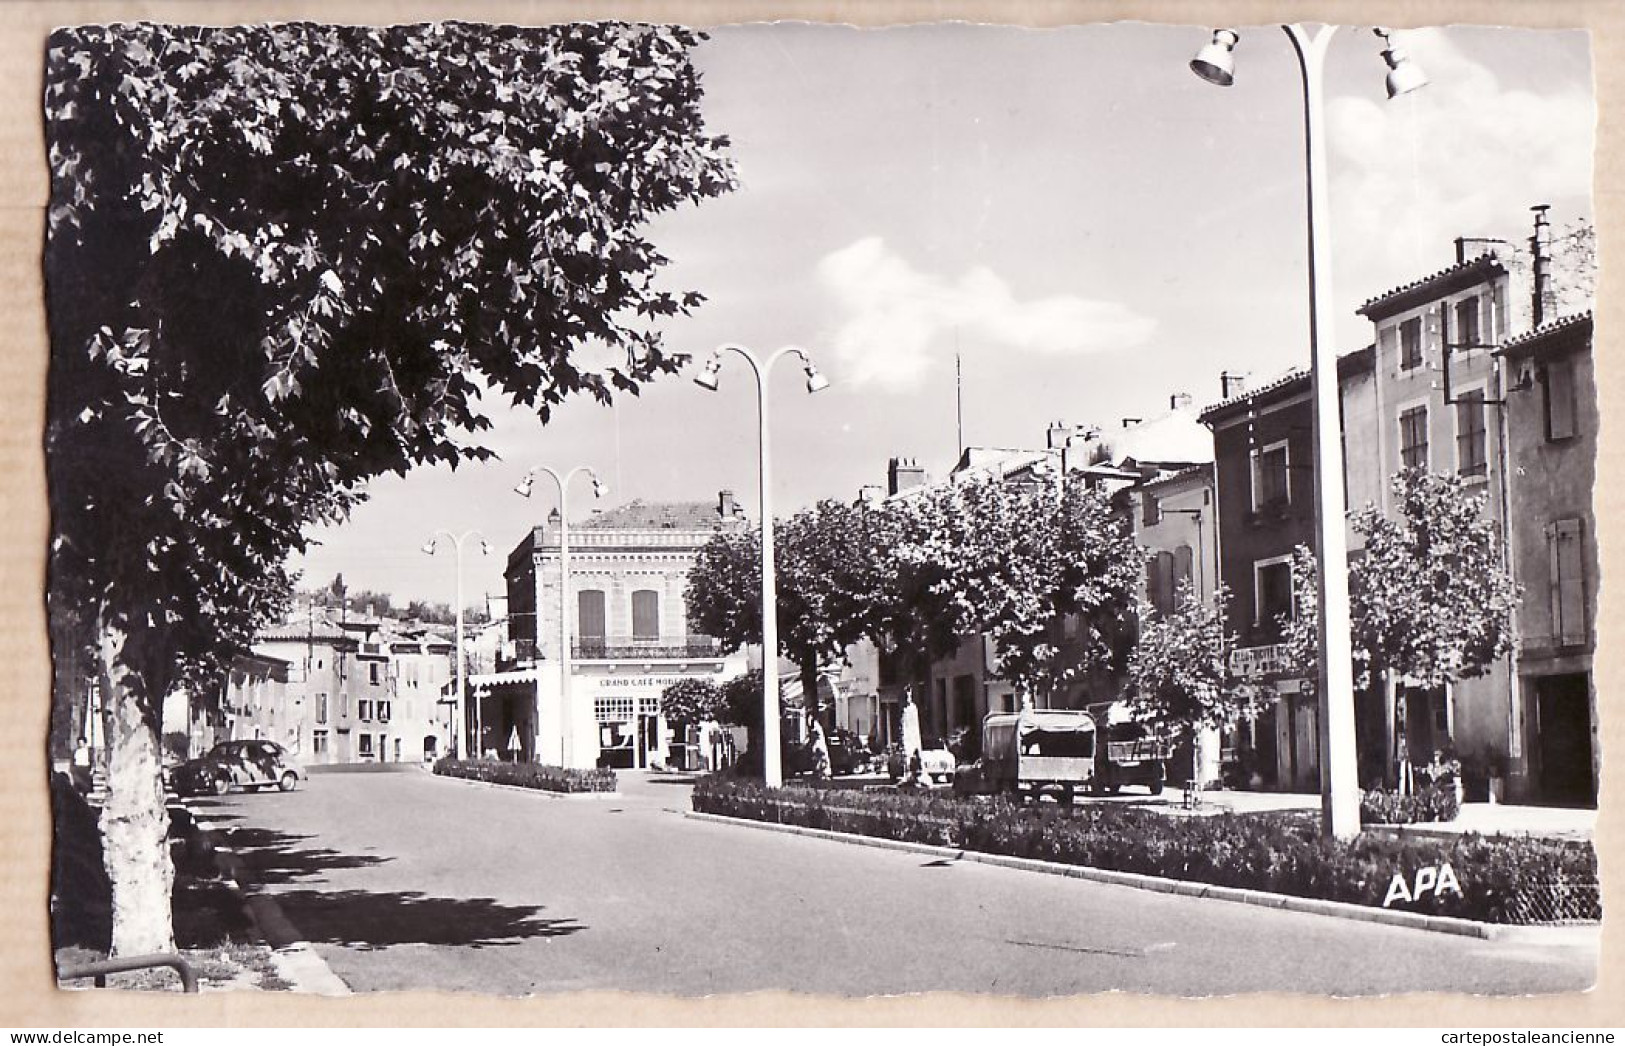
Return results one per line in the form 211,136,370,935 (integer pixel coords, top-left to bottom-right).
1159,788,1594,841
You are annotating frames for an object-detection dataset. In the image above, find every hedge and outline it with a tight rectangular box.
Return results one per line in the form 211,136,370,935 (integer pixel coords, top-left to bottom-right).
691,777,1598,924
434,758,617,793
1360,783,1461,825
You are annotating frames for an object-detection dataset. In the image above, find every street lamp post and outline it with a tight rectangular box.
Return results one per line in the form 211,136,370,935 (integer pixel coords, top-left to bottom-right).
421,530,491,760
694,344,830,788
514,465,606,769
1189,25,1427,840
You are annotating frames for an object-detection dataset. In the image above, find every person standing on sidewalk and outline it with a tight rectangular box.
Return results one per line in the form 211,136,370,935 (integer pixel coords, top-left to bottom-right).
70,736,93,796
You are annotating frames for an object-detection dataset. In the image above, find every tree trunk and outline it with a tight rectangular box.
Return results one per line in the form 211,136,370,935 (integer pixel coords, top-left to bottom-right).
98,622,175,956
799,658,830,780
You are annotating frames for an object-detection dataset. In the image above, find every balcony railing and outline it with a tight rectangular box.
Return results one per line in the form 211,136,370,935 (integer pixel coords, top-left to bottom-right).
574,635,722,660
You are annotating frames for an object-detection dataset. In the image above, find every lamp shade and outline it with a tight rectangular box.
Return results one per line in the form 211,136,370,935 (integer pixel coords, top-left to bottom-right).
1382,47,1428,98
693,360,721,390
1190,29,1239,87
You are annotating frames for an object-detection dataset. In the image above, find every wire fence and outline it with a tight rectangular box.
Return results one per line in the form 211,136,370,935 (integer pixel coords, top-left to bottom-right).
1505,879,1602,925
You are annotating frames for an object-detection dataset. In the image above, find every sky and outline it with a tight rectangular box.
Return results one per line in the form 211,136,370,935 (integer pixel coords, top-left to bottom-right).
287,21,1596,611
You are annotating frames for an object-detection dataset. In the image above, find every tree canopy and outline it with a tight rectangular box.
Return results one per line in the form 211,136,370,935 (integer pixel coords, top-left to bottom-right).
45,21,735,696
659,677,724,729
43,20,735,954
1349,468,1518,688
1128,582,1263,738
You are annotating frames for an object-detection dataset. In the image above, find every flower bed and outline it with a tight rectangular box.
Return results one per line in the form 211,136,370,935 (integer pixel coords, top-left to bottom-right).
434,758,617,794
1360,783,1461,825
691,777,1597,924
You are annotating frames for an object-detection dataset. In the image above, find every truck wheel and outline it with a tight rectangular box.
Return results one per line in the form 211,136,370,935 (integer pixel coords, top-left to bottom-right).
1148,778,1164,797
279,772,299,792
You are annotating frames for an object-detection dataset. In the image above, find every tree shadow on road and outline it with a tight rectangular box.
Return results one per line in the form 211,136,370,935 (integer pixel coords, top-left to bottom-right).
223,826,394,886
266,888,585,951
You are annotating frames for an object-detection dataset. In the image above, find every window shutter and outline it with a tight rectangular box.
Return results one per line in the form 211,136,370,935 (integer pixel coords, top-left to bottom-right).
1555,519,1587,645
1146,553,1164,612
1174,545,1194,589
632,589,660,641
1545,358,1577,440
578,590,606,640
1379,324,1399,373
1157,552,1176,614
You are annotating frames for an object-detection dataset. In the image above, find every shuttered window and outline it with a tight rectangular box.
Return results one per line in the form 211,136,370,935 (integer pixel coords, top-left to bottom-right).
1454,295,1481,349
1400,406,1429,470
632,589,660,641
1147,551,1176,615
1456,391,1487,477
1253,442,1289,508
578,590,606,641
1400,317,1424,370
1545,357,1578,441
1173,545,1194,589
1547,519,1587,646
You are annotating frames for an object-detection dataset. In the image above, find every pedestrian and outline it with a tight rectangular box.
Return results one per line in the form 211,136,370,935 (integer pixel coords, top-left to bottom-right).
71,736,93,796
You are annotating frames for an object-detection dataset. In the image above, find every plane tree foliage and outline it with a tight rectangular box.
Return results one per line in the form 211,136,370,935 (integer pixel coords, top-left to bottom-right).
686,474,1142,772
44,20,734,954
1280,468,1518,787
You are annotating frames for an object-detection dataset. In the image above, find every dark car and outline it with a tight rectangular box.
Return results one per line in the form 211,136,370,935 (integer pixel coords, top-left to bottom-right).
826,729,868,776
169,740,305,797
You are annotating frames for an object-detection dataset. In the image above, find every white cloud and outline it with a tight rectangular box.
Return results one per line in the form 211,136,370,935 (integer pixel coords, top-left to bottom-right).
1328,29,1594,286
815,237,1157,389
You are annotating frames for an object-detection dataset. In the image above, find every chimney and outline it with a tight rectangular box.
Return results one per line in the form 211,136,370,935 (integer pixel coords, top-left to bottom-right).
887,456,926,495
1531,204,1555,326
1046,420,1070,449
718,489,737,520
1169,392,1193,411
1120,417,1142,429
1220,370,1249,399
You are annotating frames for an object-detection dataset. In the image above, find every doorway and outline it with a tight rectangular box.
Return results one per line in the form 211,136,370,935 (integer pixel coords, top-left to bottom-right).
1535,673,1596,806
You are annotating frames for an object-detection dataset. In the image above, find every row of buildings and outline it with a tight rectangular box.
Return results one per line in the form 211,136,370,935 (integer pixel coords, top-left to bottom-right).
140,208,1593,807
856,206,1595,806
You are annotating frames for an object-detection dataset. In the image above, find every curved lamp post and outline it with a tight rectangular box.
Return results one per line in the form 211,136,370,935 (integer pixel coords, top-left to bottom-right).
694,344,830,787
514,465,606,768
1189,25,1427,839
421,530,491,759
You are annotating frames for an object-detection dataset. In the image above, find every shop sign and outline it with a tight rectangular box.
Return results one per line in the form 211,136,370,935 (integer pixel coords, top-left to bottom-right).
1229,643,1291,679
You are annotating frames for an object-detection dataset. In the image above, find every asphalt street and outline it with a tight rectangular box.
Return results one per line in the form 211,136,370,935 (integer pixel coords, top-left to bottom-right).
189,768,1599,997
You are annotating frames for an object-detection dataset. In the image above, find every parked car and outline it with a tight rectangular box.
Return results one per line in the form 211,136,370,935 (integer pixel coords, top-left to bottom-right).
826,728,868,776
887,736,956,785
169,740,305,797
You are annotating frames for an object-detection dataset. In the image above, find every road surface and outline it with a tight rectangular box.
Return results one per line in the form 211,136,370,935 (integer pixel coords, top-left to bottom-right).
189,768,1598,996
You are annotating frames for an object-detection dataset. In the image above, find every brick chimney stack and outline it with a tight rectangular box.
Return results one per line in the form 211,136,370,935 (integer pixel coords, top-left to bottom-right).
887,457,926,495
1046,421,1071,449
1169,392,1193,411
718,489,737,519
1220,371,1249,399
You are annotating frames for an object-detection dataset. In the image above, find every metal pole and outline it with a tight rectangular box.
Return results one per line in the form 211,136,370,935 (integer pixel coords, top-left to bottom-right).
559,476,574,768
455,540,467,758
756,358,782,788
1285,23,1361,839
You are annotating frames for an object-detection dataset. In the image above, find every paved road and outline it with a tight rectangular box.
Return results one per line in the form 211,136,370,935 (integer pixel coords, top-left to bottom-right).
189,769,1598,996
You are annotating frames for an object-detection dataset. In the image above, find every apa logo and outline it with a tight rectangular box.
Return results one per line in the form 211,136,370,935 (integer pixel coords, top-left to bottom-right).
1382,862,1464,908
